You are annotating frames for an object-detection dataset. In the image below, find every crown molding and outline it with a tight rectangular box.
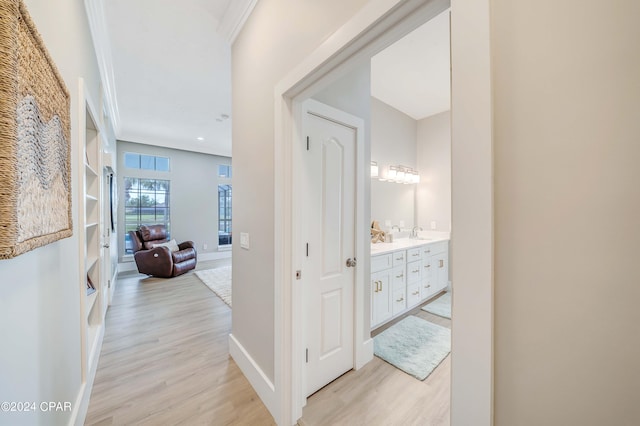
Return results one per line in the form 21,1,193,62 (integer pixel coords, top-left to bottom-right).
218,0,259,44
84,0,121,137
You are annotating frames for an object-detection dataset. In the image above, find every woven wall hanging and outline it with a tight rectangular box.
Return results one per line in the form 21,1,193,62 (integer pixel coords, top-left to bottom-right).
0,0,72,259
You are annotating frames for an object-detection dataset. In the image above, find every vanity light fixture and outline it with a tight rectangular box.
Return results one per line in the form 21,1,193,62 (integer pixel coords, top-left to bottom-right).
376,164,420,184
387,165,398,181
370,161,379,178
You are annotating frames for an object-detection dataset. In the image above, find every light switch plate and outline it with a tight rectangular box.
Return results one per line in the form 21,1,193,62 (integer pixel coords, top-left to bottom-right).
384,219,392,227
399,220,405,228
430,221,437,230
240,232,250,250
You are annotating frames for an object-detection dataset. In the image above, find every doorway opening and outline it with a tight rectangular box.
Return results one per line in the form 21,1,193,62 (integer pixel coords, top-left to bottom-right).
273,0,493,424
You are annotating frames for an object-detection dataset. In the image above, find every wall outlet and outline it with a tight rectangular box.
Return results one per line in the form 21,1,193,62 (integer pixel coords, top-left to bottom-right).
384,219,392,227
399,220,405,228
240,232,250,250
203,243,208,250
430,221,437,230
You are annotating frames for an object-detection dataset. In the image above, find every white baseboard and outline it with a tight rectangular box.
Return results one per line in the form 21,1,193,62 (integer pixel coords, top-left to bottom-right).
69,324,105,426
356,338,374,370
228,333,278,421
199,251,232,261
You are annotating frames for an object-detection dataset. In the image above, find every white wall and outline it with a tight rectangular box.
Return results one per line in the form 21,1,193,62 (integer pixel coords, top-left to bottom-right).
492,0,640,424
116,141,231,261
416,110,451,232
231,0,369,387
0,0,102,424
370,97,417,230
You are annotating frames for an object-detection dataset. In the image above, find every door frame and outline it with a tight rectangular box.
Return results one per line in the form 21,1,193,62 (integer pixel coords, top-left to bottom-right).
273,0,493,424
298,98,367,399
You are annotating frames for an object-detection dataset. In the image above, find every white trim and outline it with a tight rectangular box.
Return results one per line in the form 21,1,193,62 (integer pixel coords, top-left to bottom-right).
69,323,105,426
84,0,121,135
228,333,277,418
450,0,494,424
218,0,260,44
273,0,493,424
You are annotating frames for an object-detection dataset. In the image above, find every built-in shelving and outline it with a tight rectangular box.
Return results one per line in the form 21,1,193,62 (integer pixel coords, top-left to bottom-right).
78,78,107,390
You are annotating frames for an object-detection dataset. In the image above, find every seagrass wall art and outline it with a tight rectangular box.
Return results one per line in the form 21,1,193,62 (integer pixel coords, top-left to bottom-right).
0,0,72,259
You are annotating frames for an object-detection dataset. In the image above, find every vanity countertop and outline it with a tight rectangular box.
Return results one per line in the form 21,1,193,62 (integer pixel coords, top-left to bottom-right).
370,232,450,256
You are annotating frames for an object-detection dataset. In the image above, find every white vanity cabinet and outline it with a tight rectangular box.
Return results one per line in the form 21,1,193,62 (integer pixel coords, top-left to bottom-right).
371,239,449,330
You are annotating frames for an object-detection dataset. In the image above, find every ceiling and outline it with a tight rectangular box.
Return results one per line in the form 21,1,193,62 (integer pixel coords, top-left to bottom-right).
371,9,450,120
93,0,257,157
91,3,448,157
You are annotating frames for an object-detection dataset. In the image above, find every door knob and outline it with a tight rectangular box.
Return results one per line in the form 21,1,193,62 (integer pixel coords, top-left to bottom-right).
346,258,357,267
103,244,110,248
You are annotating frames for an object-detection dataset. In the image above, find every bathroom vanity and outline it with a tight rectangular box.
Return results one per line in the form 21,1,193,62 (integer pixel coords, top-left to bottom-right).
370,236,449,330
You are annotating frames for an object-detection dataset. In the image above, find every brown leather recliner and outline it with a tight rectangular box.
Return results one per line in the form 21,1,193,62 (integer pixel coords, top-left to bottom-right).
129,224,197,278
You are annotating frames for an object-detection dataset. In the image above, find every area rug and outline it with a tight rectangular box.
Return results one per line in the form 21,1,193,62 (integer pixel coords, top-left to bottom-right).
374,316,450,380
195,266,232,307
421,291,451,319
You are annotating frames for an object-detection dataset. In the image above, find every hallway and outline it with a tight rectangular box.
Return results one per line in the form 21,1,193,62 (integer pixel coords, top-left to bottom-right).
85,259,275,425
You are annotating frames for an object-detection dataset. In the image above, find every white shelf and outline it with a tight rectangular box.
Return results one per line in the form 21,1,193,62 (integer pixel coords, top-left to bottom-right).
85,162,98,177
86,255,99,273
86,290,98,315
86,194,98,202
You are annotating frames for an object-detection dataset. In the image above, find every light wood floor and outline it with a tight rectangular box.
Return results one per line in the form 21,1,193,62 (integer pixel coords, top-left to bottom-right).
85,259,276,425
86,260,450,425
299,295,451,426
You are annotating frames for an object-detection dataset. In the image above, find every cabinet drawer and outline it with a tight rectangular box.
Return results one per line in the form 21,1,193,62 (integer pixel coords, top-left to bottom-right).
392,250,406,267
406,260,422,284
392,265,406,290
407,246,422,262
371,253,392,273
407,283,421,308
392,288,406,315
421,280,436,300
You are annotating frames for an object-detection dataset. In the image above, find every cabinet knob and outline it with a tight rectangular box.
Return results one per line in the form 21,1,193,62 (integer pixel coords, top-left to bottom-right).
346,258,357,267
396,273,403,278
412,291,420,296
396,297,404,302
439,259,444,268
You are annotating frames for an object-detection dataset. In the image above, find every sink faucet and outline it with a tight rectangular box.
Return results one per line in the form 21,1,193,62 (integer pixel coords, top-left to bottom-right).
411,226,423,238
391,225,401,233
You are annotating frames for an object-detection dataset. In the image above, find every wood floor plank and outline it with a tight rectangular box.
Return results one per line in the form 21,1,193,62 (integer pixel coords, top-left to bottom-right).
87,261,450,425
85,260,276,426
300,292,451,426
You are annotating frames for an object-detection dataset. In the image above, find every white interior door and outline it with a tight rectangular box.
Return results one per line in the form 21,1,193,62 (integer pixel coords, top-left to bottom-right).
302,99,357,396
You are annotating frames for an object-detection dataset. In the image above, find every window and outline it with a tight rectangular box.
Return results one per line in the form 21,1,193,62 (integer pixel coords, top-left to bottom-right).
124,178,170,254
218,164,232,178
124,152,170,172
218,184,232,246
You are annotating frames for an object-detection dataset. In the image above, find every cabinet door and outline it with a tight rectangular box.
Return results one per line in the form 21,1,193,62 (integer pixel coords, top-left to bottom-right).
434,252,449,292
371,270,392,328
